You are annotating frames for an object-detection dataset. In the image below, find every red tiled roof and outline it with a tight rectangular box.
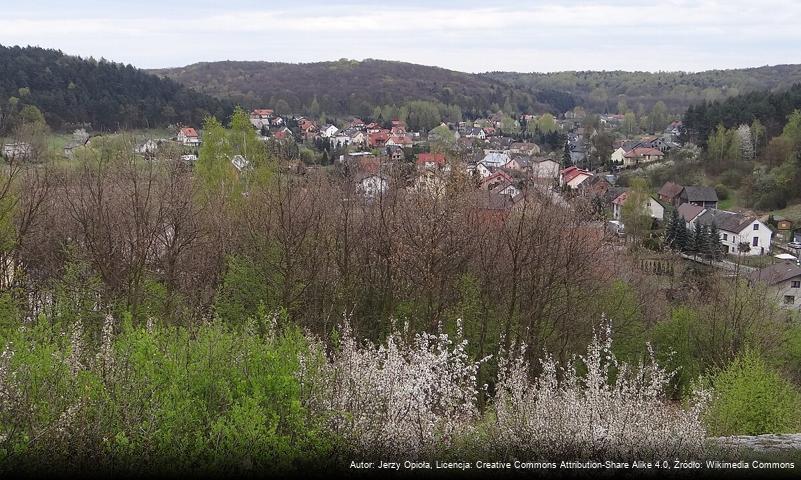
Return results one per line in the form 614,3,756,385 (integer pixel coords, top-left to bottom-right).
416,153,446,166
180,127,198,137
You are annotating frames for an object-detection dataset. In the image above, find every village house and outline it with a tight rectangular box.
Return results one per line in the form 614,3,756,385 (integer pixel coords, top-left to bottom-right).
689,208,772,255
1,142,31,160
134,139,159,156
462,126,486,139
502,156,530,172
530,158,561,182
386,145,405,162
471,162,493,179
559,166,592,190
249,109,274,129
748,261,801,308
658,181,685,206
356,172,389,199
385,134,413,148
319,124,338,138
480,171,515,191
368,131,390,148
177,127,200,147
509,142,541,156
412,170,447,197
677,203,706,226
679,186,718,209
416,152,446,170
610,191,665,221
480,151,511,169
622,147,665,167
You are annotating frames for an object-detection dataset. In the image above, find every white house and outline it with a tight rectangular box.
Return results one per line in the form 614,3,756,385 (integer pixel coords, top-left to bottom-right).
692,209,772,256
611,192,664,221
177,127,200,147
319,124,339,138
560,166,592,190
610,146,627,165
1,142,31,160
249,109,274,129
135,139,159,155
474,162,493,178
530,158,561,182
357,173,389,199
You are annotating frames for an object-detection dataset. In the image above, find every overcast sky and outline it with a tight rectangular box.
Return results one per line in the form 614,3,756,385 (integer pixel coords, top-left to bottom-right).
3,0,800,73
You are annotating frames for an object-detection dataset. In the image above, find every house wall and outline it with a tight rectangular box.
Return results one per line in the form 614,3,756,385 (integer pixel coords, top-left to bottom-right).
766,276,801,309
646,197,664,220
717,220,772,255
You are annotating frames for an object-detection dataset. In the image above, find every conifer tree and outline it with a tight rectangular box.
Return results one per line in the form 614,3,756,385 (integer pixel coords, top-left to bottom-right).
708,223,723,260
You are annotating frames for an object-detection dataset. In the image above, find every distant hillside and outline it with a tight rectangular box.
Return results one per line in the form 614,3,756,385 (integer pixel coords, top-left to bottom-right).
483,65,801,114
0,45,231,132
683,83,801,145
150,59,576,119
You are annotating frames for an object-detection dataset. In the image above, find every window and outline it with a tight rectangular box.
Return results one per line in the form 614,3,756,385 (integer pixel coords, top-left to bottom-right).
753,224,759,230
784,295,795,305
723,233,728,241
792,281,801,289
753,237,759,246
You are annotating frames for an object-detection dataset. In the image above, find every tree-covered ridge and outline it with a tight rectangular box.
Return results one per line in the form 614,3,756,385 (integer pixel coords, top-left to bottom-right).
484,65,801,114
0,45,232,132
150,58,576,118
683,83,801,145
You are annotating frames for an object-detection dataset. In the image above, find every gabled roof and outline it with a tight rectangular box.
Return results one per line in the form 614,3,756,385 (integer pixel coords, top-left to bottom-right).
604,186,628,203
481,151,511,166
681,186,718,203
623,147,664,158
748,262,801,286
612,191,629,206
416,152,446,166
179,127,198,137
695,209,757,233
677,203,705,223
658,181,684,199
481,170,514,188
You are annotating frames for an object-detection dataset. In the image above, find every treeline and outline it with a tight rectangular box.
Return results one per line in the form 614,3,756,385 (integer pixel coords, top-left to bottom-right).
486,65,801,114
683,83,801,145
151,58,576,119
0,45,232,132
682,82,801,210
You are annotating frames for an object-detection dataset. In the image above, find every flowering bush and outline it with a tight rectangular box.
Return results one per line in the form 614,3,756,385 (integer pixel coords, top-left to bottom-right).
300,319,488,457
489,321,709,459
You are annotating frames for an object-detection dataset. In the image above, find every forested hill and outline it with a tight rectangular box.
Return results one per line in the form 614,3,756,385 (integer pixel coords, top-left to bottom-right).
483,65,801,114
150,59,576,119
0,45,231,132
683,83,801,145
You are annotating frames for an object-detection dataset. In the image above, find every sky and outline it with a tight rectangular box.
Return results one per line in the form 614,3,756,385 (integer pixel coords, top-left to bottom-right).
2,0,800,73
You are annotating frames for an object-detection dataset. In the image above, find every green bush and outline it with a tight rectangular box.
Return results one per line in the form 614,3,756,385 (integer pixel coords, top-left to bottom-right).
704,349,801,436
0,318,332,475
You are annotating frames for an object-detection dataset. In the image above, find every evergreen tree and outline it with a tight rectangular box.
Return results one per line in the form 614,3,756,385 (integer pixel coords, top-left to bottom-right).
708,223,724,260
676,220,689,252
665,209,679,249
563,142,572,167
